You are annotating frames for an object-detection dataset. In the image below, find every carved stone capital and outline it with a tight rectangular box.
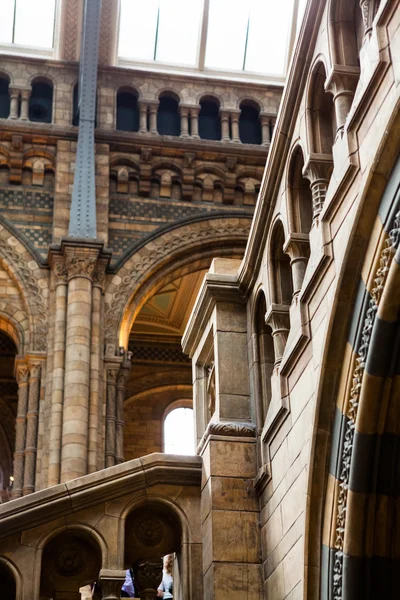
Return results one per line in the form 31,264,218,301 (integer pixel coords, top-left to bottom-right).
141,147,152,163
66,255,97,280
28,362,41,380
265,304,290,364
198,419,256,454
92,261,107,288
16,365,30,384
133,560,163,600
184,151,196,169
283,233,310,261
98,569,126,600
325,65,360,97
54,260,68,284
303,153,333,217
107,367,119,384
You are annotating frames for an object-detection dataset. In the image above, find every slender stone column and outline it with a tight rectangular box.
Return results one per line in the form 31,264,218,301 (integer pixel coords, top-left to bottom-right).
105,366,119,467
88,261,106,473
48,258,68,486
260,113,271,146
19,88,31,121
148,101,159,135
230,110,241,143
115,357,131,464
189,106,200,139
138,101,148,133
265,305,290,366
60,247,97,482
12,364,30,499
325,67,359,137
23,362,41,495
220,110,230,142
283,234,310,296
8,87,19,120
180,105,190,138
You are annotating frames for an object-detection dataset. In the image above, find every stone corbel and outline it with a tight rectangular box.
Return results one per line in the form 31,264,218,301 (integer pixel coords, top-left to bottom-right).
283,233,310,295
139,147,152,196
98,569,127,600
325,66,360,136
182,151,196,200
265,304,290,366
302,153,334,218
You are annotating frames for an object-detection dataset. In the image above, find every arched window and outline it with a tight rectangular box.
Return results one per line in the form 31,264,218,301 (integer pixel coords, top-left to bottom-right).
255,293,275,423
239,101,262,144
288,147,313,232
29,79,53,123
0,78,10,119
116,89,139,132
271,222,293,305
309,63,336,154
72,83,98,127
164,407,195,455
157,94,180,136
0,562,16,600
198,97,221,140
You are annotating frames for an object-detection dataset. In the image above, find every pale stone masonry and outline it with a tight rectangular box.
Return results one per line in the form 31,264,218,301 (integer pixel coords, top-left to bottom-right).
0,0,399,600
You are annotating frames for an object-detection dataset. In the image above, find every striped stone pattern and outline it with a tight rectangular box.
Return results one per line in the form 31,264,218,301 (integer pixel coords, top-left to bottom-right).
108,195,253,260
0,187,53,256
322,157,400,600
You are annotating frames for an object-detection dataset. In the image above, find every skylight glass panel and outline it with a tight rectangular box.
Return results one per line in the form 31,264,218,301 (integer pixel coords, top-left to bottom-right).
297,0,307,34
156,0,202,65
14,0,56,48
245,0,293,74
0,0,14,44
118,0,158,60
205,0,251,71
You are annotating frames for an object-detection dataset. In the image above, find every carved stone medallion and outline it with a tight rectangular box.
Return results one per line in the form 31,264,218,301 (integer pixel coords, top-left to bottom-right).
134,518,164,547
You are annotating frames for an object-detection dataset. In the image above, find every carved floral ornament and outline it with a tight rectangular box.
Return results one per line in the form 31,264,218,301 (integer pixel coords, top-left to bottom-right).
134,518,164,547
54,544,85,577
331,207,400,600
66,256,97,280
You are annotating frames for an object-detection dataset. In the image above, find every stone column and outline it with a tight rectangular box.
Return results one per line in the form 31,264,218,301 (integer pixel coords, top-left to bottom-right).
138,101,148,134
220,110,230,142
19,88,31,121
8,87,19,120
189,106,200,139
98,569,126,600
105,366,119,468
23,362,41,495
260,113,271,146
230,110,241,143
179,105,190,138
115,356,131,465
303,153,333,218
11,364,30,499
88,261,106,473
60,246,98,482
325,68,360,137
283,234,310,296
48,258,68,486
148,101,158,135
265,304,290,365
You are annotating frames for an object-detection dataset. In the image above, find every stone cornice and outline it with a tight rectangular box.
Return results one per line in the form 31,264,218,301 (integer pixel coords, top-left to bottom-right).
0,454,202,539
182,273,245,358
236,0,327,295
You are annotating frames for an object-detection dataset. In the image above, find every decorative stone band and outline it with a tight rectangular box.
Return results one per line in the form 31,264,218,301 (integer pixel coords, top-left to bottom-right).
197,420,256,454
331,205,400,600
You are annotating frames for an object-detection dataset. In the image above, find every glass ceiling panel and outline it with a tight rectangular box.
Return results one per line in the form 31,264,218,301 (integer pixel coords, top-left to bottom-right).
14,0,56,48
156,0,203,65
245,0,294,75
118,0,159,60
205,0,251,71
0,0,14,45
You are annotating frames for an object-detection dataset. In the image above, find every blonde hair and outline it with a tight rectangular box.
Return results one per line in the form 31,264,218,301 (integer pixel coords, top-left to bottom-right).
164,554,174,575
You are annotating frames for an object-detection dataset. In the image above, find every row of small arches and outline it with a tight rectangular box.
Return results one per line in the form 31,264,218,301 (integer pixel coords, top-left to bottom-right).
0,77,267,145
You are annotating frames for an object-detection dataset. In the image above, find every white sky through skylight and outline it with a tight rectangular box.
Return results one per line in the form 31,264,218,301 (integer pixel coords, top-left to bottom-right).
119,0,298,78
0,0,56,49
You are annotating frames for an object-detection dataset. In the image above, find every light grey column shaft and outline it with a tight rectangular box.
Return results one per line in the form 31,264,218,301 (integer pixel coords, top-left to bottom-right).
105,368,118,467
88,281,102,472
48,275,68,486
23,364,41,495
139,102,148,133
190,108,200,139
19,89,30,121
12,366,29,499
8,88,19,120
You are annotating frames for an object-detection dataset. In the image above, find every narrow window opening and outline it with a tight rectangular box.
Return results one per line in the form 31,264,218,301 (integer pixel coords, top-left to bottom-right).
157,95,180,136
199,98,221,140
164,407,195,455
29,80,53,124
116,90,139,132
239,102,261,144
